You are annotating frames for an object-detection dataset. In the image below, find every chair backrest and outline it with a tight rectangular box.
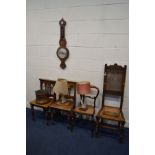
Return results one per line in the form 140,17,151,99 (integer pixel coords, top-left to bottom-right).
39,78,56,99
39,78,76,105
85,85,99,115
64,81,77,106
102,64,127,110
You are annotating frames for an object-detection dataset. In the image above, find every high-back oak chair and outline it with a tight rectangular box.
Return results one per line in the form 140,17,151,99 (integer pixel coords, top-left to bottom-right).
96,64,127,143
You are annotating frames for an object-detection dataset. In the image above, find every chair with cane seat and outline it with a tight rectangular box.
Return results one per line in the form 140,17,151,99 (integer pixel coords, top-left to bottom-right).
72,81,99,135
96,64,127,143
48,79,76,130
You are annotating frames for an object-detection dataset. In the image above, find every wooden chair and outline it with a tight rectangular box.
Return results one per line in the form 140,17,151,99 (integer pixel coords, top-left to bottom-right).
72,85,99,135
48,81,76,130
96,64,127,143
29,79,56,124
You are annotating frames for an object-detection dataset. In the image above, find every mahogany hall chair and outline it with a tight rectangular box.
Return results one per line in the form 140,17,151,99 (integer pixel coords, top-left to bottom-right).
29,79,56,124
49,80,76,130
96,64,127,143
72,83,99,136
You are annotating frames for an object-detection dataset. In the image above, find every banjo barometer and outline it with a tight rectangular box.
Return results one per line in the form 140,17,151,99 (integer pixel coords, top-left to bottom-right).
56,18,69,69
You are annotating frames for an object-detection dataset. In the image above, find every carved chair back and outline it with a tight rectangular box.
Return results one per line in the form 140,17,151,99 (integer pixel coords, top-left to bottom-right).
102,64,127,110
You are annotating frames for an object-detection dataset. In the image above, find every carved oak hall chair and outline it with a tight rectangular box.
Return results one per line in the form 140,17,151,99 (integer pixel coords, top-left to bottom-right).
72,81,99,135
29,79,56,124
96,64,127,143
48,79,76,130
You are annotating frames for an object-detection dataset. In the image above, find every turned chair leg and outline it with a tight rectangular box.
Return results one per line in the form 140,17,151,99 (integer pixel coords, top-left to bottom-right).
67,112,75,132
91,115,95,137
44,109,49,125
31,105,35,121
46,108,52,125
119,121,125,143
48,108,52,121
70,112,75,132
43,108,46,120
49,109,55,125
95,116,100,137
67,113,71,130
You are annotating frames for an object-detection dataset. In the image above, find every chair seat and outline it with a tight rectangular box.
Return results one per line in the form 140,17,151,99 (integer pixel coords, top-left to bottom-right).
73,105,94,116
98,106,125,122
29,99,53,108
49,101,74,111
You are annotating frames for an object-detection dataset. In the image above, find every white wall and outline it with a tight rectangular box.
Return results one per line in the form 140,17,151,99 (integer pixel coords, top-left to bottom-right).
26,0,129,126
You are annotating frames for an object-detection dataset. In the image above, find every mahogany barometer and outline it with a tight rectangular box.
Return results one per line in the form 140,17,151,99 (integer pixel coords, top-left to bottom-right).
56,18,69,69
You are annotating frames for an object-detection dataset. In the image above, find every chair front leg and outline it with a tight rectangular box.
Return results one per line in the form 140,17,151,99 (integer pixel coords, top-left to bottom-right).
31,105,35,121
67,112,71,128
91,115,95,137
44,108,49,125
119,121,125,143
70,111,76,132
67,112,73,132
50,108,56,125
43,108,46,120
95,116,100,137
